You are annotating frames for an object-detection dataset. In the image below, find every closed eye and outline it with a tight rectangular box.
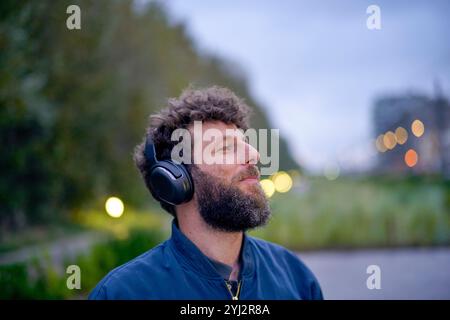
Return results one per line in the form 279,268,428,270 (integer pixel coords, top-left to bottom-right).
222,144,233,152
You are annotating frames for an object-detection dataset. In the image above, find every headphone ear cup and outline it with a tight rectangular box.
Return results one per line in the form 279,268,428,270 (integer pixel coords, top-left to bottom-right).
148,162,194,205
177,163,194,201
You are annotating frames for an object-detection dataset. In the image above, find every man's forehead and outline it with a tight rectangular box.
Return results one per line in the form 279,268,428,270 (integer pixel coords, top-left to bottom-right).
189,121,245,139
198,120,237,131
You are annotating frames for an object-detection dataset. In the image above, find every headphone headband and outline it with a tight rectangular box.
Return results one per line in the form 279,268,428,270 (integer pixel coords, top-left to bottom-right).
144,135,158,167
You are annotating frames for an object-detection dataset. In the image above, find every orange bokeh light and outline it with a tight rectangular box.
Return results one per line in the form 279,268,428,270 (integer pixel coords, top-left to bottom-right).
404,149,418,167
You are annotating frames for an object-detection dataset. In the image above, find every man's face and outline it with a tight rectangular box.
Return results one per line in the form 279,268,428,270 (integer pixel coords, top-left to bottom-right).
188,121,271,232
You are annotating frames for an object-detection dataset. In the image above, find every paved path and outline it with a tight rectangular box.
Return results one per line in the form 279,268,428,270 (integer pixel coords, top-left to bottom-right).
0,232,108,268
298,248,450,299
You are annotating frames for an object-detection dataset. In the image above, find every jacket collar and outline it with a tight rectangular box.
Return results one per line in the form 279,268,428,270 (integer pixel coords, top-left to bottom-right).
168,218,255,280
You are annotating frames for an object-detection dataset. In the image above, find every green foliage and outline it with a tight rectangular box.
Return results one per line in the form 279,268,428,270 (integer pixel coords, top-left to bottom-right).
0,264,34,299
0,228,165,299
75,229,164,294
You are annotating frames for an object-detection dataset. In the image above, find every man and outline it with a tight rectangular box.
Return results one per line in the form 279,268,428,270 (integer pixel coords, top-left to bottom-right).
89,86,323,300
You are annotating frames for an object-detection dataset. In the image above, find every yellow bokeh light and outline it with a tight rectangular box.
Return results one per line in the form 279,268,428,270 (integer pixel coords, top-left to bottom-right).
375,134,387,152
383,131,397,150
395,127,408,145
411,119,424,137
259,179,275,198
271,171,293,193
105,196,124,218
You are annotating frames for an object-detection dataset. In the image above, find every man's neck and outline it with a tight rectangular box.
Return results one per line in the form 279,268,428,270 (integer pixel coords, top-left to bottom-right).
176,203,243,279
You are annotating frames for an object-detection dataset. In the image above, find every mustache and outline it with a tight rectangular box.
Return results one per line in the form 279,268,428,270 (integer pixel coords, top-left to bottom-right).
232,166,260,182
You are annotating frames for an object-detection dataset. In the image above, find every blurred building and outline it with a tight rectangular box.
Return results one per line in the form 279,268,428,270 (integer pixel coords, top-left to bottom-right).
372,87,450,178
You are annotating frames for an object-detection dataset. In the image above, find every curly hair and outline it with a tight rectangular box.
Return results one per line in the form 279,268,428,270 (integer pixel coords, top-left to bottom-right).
134,85,252,216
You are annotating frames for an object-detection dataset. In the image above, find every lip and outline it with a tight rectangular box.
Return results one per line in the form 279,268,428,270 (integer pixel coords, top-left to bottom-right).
240,176,259,183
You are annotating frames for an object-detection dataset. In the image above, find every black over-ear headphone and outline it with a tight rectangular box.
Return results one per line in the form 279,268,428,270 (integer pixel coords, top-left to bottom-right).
144,135,194,206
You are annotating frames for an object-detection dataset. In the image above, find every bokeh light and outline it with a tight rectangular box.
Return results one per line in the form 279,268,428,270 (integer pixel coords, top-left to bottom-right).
260,179,275,198
271,171,293,193
411,119,424,137
375,134,387,152
383,131,397,150
404,149,418,167
395,127,408,145
105,196,124,218
323,163,340,181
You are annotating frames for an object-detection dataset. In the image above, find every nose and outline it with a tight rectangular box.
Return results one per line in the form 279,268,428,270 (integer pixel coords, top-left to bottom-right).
243,142,260,165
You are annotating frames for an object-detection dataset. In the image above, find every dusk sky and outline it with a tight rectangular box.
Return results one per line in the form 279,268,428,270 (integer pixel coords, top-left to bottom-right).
163,0,450,173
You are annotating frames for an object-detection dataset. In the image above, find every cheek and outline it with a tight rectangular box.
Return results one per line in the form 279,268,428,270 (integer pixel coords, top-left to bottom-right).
220,165,240,183
200,164,237,182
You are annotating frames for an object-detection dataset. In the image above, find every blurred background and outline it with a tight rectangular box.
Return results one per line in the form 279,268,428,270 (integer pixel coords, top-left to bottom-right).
0,0,449,299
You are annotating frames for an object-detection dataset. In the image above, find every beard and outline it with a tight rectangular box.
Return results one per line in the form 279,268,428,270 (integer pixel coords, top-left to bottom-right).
189,165,271,232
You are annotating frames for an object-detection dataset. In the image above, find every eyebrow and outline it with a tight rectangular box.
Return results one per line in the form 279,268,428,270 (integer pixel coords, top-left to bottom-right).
212,135,245,150
222,133,246,142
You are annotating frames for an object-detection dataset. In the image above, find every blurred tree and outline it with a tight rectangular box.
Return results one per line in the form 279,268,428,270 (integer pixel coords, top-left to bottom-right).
0,0,300,231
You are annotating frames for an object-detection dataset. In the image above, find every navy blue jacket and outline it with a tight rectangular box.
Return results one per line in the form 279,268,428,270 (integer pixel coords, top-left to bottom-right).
89,219,323,300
